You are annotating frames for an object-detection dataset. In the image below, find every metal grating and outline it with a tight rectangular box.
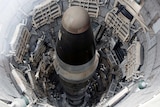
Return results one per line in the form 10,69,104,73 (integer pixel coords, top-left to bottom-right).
32,0,61,29
69,0,99,18
125,41,142,81
107,50,120,66
105,8,130,42
30,36,46,67
106,79,118,98
10,24,31,63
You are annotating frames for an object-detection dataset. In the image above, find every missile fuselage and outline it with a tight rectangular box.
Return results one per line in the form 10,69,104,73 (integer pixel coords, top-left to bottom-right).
54,6,99,106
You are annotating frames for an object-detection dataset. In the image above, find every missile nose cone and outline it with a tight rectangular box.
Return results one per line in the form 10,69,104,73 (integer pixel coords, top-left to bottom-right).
56,6,95,65
62,6,90,34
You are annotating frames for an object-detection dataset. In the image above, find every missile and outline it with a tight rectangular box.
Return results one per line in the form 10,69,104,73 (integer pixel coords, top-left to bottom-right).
54,6,99,106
